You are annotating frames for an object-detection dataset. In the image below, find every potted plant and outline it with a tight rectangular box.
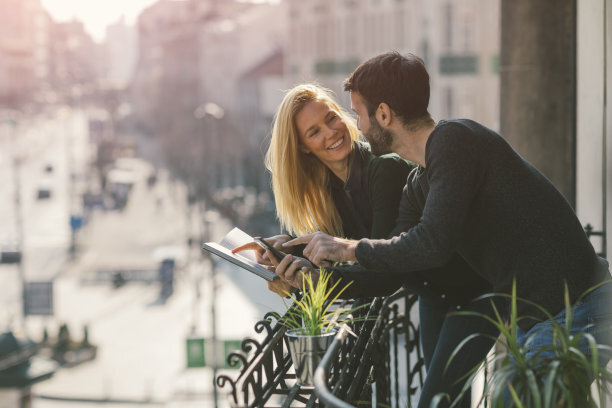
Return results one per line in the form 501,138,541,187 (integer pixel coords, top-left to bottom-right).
439,281,612,408
281,268,365,386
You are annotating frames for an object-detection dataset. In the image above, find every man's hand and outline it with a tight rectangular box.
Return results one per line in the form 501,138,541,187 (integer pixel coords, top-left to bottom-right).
283,232,358,266
232,234,292,265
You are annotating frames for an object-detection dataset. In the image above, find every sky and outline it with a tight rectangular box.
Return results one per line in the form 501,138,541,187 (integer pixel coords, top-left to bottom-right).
40,0,158,42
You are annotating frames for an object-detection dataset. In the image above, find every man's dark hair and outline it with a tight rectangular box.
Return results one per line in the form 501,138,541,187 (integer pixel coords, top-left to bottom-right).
344,51,431,125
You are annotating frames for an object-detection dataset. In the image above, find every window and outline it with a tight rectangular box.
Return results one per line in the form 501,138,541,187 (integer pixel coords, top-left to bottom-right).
439,55,479,75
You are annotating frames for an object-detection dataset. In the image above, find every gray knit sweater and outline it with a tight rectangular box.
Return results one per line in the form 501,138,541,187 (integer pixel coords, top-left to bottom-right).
355,119,609,330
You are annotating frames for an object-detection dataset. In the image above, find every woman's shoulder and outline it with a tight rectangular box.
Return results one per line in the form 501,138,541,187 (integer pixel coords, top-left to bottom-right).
361,151,414,187
355,141,411,165
369,151,416,175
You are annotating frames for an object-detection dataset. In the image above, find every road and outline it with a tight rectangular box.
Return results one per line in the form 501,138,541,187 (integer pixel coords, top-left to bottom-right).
1,108,286,407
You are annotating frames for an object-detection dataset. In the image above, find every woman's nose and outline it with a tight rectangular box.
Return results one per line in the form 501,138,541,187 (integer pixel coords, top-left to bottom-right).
324,124,338,138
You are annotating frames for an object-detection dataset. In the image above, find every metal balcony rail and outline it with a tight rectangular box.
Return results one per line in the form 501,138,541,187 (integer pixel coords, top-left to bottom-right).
216,287,424,407
313,326,352,408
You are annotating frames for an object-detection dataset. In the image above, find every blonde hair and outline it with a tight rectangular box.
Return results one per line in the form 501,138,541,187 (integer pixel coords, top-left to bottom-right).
266,84,360,236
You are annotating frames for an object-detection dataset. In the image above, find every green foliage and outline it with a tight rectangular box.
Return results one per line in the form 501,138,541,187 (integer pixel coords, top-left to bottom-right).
280,268,367,336
441,280,612,408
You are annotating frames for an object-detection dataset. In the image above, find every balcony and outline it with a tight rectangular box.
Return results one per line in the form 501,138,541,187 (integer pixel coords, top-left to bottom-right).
216,288,425,407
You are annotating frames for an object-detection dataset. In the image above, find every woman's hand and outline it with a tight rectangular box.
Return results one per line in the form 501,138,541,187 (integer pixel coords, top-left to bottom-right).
267,278,297,298
232,234,292,265
270,253,317,290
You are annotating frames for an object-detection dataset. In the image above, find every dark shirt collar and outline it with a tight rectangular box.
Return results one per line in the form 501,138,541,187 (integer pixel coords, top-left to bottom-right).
329,145,362,192
327,142,371,240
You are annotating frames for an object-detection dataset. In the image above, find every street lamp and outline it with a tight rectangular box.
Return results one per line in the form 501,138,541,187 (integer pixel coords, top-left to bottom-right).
194,102,225,193
202,210,221,408
59,107,83,259
193,102,225,121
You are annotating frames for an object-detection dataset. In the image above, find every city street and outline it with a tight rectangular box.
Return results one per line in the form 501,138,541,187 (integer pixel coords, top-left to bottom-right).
1,108,285,407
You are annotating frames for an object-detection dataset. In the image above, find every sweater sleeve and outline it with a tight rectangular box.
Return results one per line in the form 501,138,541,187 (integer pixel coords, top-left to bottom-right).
367,155,414,239
356,122,484,273
325,263,410,298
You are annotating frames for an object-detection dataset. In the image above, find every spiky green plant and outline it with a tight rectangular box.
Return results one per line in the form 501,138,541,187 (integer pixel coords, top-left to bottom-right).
438,280,612,408
280,268,368,336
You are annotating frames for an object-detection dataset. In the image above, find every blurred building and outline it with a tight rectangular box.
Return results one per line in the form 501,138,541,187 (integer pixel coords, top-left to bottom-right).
285,0,500,129
47,20,100,104
131,0,287,198
132,0,195,136
237,49,285,194
196,1,286,118
196,0,287,190
0,0,48,107
102,16,137,90
0,0,103,108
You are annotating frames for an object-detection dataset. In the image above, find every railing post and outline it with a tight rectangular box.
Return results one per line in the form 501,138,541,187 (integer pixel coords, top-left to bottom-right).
313,327,355,408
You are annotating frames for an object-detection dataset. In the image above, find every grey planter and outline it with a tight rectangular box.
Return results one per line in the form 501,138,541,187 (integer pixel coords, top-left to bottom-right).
285,328,337,386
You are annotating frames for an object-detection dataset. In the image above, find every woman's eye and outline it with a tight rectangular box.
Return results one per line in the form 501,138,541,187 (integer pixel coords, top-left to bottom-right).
327,113,338,123
309,129,319,138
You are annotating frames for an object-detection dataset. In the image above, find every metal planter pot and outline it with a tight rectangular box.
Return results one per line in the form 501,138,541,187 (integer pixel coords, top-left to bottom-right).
285,329,337,386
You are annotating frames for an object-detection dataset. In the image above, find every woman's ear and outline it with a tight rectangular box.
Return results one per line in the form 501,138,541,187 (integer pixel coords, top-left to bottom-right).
376,103,392,127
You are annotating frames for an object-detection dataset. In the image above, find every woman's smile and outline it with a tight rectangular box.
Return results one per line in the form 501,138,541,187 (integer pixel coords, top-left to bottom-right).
327,137,345,150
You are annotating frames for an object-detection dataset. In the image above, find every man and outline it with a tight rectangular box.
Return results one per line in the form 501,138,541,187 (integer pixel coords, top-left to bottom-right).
272,52,612,407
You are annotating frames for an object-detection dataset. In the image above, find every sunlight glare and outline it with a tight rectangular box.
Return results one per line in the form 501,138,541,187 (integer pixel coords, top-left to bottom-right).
40,0,158,41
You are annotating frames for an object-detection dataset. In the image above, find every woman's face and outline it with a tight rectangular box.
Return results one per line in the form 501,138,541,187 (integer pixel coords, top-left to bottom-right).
295,100,352,169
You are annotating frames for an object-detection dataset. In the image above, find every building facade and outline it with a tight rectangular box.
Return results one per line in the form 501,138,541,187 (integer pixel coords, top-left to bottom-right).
285,0,500,129
0,0,47,106
102,17,137,90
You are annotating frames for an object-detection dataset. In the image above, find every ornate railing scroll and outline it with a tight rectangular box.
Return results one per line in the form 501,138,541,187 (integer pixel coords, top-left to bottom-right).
216,309,303,407
315,289,425,408
216,288,424,407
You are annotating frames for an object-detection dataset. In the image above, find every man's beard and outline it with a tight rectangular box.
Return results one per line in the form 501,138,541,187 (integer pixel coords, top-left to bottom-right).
365,116,394,156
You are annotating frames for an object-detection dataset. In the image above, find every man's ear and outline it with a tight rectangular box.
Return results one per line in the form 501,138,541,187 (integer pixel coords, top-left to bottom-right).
376,103,393,127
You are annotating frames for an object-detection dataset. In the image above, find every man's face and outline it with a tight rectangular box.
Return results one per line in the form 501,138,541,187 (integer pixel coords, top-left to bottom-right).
365,115,394,156
350,91,394,156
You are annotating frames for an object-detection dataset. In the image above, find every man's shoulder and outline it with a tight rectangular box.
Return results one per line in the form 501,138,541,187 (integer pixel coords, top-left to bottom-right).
433,119,498,138
434,118,484,134
428,119,501,153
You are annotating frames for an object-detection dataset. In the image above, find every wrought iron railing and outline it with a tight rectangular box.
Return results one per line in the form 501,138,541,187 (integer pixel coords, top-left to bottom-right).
216,287,424,407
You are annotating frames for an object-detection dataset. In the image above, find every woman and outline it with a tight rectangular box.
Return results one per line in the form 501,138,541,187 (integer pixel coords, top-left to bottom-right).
234,83,413,288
